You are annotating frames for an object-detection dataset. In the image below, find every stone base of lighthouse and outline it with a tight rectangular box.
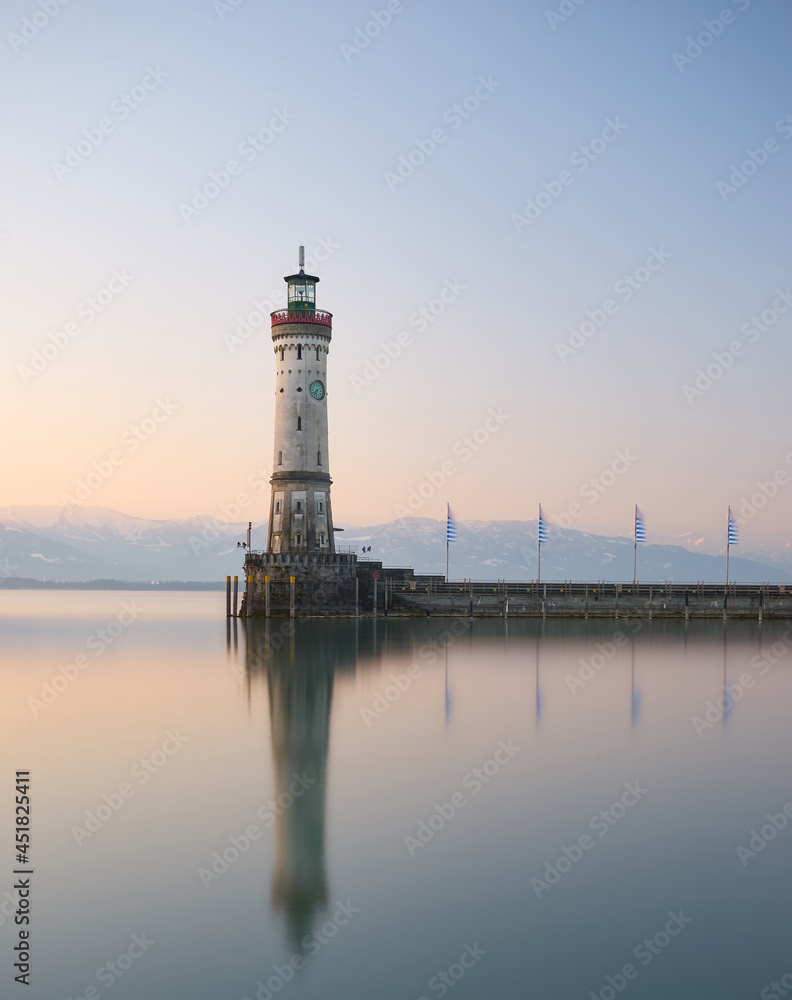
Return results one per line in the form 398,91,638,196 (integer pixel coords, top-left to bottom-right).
239,553,445,616
241,552,361,616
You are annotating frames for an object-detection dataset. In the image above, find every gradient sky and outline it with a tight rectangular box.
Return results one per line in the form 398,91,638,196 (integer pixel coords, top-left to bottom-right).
2,0,791,558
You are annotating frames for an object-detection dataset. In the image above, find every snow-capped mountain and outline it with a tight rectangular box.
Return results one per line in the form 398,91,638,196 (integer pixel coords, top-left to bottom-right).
0,506,789,584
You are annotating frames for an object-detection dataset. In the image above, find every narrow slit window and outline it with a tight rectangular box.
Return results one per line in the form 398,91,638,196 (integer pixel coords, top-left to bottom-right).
317,451,322,466
279,347,284,360
297,345,302,360
315,347,320,360
278,451,282,466
296,533,301,545
297,417,302,430
296,501,302,512
318,501,324,513
275,501,280,513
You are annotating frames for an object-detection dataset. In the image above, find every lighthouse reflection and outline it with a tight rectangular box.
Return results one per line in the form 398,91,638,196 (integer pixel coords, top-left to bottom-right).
243,620,360,949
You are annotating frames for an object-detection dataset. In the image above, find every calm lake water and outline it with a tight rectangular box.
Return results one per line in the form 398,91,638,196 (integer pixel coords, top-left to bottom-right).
3,592,792,1000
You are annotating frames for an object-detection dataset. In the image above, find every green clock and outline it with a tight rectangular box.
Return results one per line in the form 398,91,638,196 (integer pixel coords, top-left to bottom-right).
309,380,325,400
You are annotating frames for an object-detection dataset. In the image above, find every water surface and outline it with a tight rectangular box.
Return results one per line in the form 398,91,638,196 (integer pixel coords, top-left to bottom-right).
2,592,791,999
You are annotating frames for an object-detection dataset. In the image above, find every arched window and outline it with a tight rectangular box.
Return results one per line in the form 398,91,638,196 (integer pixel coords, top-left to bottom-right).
278,451,282,465
296,533,302,545
297,345,302,360
315,346,320,361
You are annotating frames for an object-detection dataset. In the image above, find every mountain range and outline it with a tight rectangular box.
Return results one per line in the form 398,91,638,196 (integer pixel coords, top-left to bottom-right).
0,505,788,584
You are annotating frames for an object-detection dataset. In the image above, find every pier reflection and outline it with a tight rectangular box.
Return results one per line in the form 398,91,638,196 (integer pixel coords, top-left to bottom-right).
238,616,778,945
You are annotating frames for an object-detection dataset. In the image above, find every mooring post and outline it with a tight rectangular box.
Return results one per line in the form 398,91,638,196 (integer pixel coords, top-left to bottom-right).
685,589,689,622
584,583,589,620
226,576,231,618
265,575,271,618
233,575,238,617
615,584,619,621
290,575,296,619
759,588,763,624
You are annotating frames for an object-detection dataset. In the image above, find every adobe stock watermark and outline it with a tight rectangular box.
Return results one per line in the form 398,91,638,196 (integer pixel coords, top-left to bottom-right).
384,77,501,191
1,558,18,580
17,268,135,385
8,0,76,53
60,399,179,505
556,247,672,361
565,622,643,694
66,933,155,998
360,620,469,727
240,901,359,1000
736,799,792,867
511,117,628,233
71,731,189,846
394,407,509,517
341,0,408,62
682,286,792,404
759,970,792,1000
551,449,638,528
545,0,591,31
27,602,144,717
214,0,252,19
52,66,169,180
691,628,792,737
244,620,297,670
198,770,316,887
716,113,792,201
531,781,648,898
416,943,487,1000
403,740,522,856
187,467,270,556
735,451,792,526
672,0,759,73
179,109,296,222
587,910,693,999
222,238,340,353
350,279,466,392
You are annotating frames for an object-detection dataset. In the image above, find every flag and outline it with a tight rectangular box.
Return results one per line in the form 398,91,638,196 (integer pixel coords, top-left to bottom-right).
728,509,739,545
447,506,457,543
538,507,549,544
635,508,646,543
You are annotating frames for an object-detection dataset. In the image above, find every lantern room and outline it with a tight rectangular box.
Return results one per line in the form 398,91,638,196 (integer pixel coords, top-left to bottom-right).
285,246,319,312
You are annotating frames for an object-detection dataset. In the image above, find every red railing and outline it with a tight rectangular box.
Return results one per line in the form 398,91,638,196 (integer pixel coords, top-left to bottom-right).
271,310,332,327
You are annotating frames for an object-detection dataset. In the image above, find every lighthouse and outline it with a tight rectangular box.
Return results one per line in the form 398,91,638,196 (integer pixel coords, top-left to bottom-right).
266,247,336,555
240,249,434,615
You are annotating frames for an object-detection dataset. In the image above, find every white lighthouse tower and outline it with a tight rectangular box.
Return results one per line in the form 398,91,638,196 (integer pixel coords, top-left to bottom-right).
266,248,336,555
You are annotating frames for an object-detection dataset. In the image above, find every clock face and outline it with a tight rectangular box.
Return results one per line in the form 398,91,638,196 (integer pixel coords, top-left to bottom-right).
309,380,325,400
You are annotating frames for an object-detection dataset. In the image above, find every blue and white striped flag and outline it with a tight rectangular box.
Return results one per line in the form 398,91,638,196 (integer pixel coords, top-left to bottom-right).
728,509,739,545
635,507,646,543
538,506,549,544
447,505,457,542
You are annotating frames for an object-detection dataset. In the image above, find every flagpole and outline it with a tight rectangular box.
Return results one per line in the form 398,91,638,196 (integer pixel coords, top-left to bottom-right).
446,502,449,581
633,504,637,588
537,503,542,586
726,506,730,588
